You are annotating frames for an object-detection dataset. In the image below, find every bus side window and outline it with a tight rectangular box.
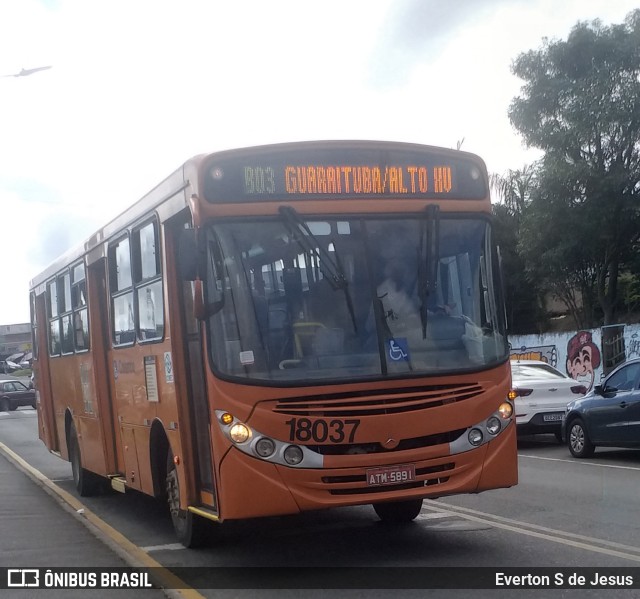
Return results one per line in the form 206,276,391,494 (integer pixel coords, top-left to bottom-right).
109,236,136,346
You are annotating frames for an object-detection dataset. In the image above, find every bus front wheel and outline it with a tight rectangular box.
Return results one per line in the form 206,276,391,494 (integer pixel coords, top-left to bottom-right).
165,449,210,548
373,498,423,523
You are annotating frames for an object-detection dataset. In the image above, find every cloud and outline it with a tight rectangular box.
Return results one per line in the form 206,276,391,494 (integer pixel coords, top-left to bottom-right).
1,0,638,325
368,0,522,87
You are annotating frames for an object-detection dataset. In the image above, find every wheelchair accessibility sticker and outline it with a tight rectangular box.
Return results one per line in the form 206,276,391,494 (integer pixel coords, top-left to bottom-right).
387,338,410,362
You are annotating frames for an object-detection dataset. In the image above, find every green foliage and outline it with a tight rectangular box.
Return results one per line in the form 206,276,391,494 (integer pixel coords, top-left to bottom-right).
619,272,640,315
508,9,640,326
491,169,548,333
11,369,32,377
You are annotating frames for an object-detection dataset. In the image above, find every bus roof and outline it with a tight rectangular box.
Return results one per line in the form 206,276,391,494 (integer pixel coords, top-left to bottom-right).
29,140,488,291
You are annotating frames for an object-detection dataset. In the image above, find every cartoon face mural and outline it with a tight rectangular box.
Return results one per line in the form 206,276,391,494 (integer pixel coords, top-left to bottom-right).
566,331,602,391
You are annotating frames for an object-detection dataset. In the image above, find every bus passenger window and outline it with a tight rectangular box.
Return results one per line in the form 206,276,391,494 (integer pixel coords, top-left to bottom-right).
109,236,136,345
71,262,90,351
134,221,164,341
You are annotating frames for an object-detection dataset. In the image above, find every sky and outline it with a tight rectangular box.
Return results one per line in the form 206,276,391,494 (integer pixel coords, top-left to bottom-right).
0,0,637,325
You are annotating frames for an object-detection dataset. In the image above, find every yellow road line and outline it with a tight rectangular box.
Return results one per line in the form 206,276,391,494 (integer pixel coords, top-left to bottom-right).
0,440,205,599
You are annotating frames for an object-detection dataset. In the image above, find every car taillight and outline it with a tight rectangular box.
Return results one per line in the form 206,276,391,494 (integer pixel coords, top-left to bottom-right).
512,388,533,397
571,385,587,395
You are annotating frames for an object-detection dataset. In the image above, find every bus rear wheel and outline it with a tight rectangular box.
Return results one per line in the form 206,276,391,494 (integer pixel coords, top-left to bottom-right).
166,449,210,548
373,498,423,523
69,422,102,496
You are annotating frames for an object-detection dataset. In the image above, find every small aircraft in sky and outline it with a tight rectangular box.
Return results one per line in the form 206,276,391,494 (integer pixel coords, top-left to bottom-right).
1,65,52,78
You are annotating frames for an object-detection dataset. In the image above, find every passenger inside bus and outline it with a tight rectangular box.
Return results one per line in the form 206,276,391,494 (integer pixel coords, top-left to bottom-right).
370,243,470,368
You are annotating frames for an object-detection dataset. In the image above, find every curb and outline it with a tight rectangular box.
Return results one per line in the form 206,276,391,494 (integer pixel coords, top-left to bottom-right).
0,440,205,599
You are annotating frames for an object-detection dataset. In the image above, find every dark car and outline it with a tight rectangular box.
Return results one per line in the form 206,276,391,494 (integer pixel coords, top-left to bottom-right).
562,358,640,458
0,380,36,411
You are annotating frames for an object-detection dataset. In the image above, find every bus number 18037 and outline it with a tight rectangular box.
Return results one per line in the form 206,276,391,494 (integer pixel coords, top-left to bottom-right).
285,417,360,444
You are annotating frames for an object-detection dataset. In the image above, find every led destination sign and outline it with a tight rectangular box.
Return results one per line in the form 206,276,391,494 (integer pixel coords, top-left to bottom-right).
245,165,453,196
203,145,488,202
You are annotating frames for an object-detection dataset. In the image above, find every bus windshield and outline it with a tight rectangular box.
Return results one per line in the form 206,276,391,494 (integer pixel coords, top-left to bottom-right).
204,214,507,383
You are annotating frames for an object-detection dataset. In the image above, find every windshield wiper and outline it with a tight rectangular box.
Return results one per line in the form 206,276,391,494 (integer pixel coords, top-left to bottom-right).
418,204,440,338
278,206,358,333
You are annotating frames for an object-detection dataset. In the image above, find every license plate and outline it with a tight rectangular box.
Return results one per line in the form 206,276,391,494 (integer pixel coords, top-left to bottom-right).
366,464,416,486
543,413,563,422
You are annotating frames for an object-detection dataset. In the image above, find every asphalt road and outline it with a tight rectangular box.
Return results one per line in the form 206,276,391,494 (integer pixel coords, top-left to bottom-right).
2,408,640,598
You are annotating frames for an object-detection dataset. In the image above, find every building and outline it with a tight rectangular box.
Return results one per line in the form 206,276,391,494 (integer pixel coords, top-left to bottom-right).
0,323,32,359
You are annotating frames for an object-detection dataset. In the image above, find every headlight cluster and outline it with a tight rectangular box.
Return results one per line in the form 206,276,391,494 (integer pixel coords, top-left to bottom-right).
215,410,323,468
450,399,514,454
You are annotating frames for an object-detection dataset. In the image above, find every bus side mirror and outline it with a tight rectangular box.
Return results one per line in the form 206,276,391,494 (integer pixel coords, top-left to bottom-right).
178,228,203,281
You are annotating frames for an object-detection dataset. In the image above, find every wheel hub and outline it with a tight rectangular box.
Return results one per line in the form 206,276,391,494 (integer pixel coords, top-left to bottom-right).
166,469,180,517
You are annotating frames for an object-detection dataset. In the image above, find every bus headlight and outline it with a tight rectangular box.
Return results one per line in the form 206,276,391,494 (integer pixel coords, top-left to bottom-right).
468,428,483,446
229,423,251,444
486,416,501,435
283,445,304,465
255,437,276,458
215,410,324,468
498,402,513,419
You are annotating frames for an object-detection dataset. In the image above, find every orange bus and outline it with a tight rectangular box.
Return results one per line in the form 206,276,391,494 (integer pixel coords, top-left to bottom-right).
30,140,517,547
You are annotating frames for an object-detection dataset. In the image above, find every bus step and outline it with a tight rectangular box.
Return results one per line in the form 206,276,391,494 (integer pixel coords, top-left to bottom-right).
110,476,127,493
187,505,220,522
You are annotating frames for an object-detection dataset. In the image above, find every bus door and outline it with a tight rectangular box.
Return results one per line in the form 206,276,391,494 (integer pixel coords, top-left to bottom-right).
34,293,59,452
170,217,217,510
87,258,124,475
181,280,216,508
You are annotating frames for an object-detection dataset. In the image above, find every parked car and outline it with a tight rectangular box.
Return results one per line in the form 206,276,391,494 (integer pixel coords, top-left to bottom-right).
0,379,36,411
562,358,640,458
510,359,587,440
0,360,19,374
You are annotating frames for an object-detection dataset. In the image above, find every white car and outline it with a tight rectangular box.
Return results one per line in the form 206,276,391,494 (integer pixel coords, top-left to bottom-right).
510,359,587,440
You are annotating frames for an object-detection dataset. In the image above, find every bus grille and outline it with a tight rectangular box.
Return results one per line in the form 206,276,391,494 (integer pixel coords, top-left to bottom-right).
309,428,467,455
274,383,485,417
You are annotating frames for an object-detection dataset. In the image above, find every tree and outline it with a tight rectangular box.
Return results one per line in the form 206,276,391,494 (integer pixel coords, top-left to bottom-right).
491,165,547,333
508,10,640,326
490,164,537,223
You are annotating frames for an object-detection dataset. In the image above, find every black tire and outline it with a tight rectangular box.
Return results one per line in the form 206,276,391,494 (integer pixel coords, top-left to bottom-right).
166,449,210,548
0,397,11,412
69,422,103,496
554,431,564,444
567,418,595,458
373,498,424,523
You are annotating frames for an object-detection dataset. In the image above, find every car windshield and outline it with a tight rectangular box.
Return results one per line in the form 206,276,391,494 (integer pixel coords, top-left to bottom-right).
204,215,508,384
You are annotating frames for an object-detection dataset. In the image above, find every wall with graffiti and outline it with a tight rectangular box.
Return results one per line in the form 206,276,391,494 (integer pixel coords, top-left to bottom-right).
509,323,640,392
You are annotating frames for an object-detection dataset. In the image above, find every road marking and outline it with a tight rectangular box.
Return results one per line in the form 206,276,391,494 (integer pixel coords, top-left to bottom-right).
0,440,203,599
422,499,640,561
142,543,185,552
416,511,456,520
519,453,640,471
